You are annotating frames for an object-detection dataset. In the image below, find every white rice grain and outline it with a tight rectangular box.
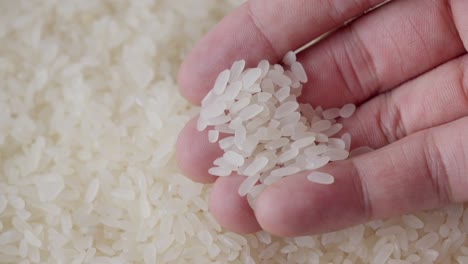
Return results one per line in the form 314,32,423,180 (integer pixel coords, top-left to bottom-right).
223,151,245,167
325,148,349,161
372,244,394,264
211,122,230,136
111,188,136,201
328,138,346,150
239,137,260,155
208,167,232,177
227,117,242,130
230,97,251,114
269,167,300,178
19,239,28,258
282,51,296,65
217,138,234,152
223,81,243,101
274,101,299,119
259,242,280,260
268,70,292,87
196,118,208,132
246,116,269,131
197,230,213,247
242,68,262,89
238,104,263,120
291,137,315,149
340,104,356,118
229,60,245,82
200,100,226,119
291,61,307,83
258,60,270,78
322,123,343,137
307,171,335,184
212,69,230,95
257,92,272,102
281,244,299,254
322,108,341,120
304,145,328,156
84,178,100,203
311,120,332,132
238,174,261,196
244,83,262,93
24,230,42,248
415,233,439,249
208,130,219,143
341,133,352,151
234,125,246,148
315,133,329,143
274,86,290,102
243,157,269,177
264,138,289,150
402,215,424,229
278,148,300,163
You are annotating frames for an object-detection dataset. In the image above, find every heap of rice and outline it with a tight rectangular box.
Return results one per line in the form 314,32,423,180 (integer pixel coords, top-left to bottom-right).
0,0,467,263
197,53,364,208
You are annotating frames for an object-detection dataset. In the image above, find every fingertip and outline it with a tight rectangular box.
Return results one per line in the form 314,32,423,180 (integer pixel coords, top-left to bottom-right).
255,164,367,237
255,174,316,237
176,17,234,106
177,4,279,106
176,117,219,183
209,175,262,234
177,56,205,106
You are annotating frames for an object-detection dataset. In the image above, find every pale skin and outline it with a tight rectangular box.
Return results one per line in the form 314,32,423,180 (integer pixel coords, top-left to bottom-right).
176,0,468,237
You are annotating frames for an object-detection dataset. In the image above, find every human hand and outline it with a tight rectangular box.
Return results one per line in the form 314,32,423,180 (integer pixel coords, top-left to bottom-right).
176,0,468,237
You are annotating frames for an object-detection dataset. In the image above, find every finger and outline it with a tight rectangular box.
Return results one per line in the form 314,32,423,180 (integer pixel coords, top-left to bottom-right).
298,0,466,108
178,0,387,105
342,54,468,149
176,116,220,183
209,174,261,234
255,117,468,236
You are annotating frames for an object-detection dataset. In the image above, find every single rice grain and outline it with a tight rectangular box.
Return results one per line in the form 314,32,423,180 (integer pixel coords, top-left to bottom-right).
307,171,335,184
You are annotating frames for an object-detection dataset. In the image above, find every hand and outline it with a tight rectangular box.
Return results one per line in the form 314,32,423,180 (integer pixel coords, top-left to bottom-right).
176,0,468,237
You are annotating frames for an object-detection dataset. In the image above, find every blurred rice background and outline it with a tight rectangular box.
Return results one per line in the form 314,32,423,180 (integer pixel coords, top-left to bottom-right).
0,0,467,263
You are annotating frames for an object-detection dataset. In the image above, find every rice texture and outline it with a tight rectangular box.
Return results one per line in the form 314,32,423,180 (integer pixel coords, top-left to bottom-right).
1,0,468,263
198,51,358,204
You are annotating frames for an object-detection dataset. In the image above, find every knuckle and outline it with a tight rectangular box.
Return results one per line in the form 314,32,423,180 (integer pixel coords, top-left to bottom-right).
331,26,380,104
351,160,374,220
376,93,407,144
245,1,279,59
422,131,453,205
348,26,381,94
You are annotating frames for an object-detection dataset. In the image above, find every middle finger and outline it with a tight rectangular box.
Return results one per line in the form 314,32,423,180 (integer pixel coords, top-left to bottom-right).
342,54,468,149
298,0,465,108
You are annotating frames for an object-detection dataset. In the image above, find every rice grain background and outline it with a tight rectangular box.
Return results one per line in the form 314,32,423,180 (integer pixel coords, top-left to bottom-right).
0,0,467,263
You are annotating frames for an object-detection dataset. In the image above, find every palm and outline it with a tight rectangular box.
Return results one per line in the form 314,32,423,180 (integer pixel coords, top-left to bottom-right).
176,0,468,236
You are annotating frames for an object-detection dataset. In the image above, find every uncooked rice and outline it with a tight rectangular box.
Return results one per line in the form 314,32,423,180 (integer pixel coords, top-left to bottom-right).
307,172,335,185
1,0,468,263
198,51,358,205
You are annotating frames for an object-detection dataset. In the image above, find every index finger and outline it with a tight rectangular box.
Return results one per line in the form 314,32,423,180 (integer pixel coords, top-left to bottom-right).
178,0,387,105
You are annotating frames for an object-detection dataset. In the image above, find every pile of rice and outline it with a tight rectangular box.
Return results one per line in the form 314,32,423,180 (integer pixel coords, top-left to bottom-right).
0,0,467,263
198,54,365,208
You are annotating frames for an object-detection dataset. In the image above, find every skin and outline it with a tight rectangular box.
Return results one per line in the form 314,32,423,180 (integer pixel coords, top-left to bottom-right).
176,0,468,237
